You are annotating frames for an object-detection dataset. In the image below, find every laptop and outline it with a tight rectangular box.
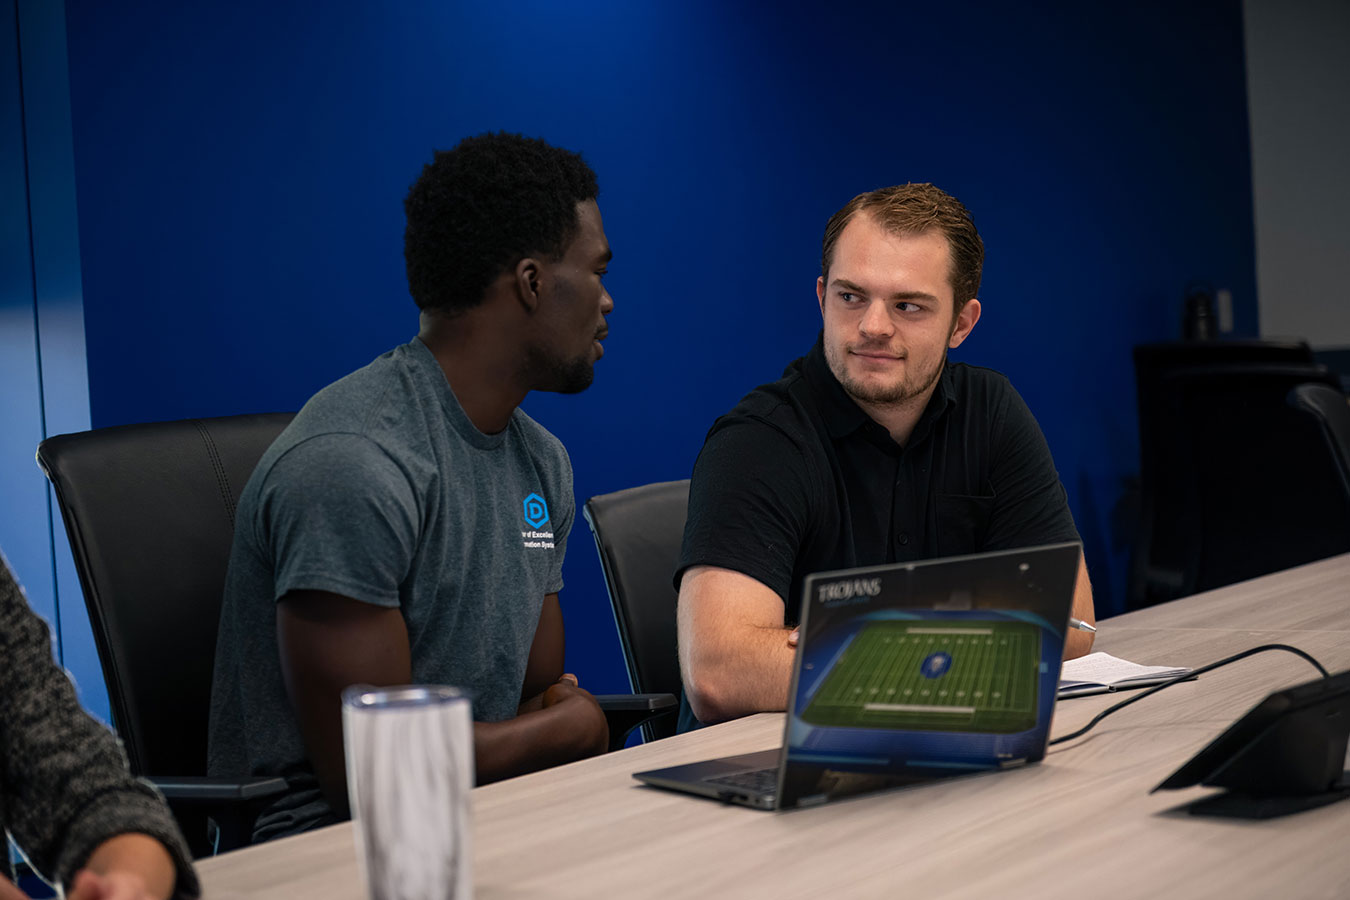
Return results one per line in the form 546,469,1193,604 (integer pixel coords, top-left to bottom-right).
634,542,1082,810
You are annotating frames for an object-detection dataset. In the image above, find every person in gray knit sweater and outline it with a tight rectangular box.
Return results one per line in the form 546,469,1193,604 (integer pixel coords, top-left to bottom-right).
0,553,198,900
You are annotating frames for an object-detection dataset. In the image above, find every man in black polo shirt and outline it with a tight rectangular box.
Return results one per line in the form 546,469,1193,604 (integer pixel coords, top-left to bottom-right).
675,183,1094,730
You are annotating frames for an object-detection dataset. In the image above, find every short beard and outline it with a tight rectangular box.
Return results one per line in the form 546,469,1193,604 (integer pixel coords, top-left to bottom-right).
526,345,595,394
827,343,945,408
838,360,943,406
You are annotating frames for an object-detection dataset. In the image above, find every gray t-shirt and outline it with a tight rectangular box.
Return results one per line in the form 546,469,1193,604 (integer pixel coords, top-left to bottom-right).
208,337,573,840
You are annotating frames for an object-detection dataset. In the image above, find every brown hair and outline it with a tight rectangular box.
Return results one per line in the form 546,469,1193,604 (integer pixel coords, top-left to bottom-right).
820,183,984,312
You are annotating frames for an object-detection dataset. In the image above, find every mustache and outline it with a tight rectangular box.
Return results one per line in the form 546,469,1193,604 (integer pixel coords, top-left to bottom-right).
848,341,903,357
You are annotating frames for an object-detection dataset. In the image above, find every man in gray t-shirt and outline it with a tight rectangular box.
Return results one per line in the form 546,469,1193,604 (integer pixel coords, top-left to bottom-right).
208,133,615,841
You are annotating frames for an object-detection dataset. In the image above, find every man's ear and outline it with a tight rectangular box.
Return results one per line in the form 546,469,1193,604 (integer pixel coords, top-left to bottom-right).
514,258,542,313
816,276,827,318
948,298,981,349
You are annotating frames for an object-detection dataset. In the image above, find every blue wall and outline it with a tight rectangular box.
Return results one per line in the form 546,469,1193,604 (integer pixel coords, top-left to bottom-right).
2,0,95,717
0,0,53,644
58,0,1256,697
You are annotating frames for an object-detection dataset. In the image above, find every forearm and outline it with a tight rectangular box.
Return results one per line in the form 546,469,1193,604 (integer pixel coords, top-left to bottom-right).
1064,558,1095,660
677,567,796,724
474,696,606,784
681,624,796,724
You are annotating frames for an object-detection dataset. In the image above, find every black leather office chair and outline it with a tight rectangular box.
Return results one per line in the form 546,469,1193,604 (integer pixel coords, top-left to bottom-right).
36,413,295,857
1132,362,1350,606
1288,382,1350,499
37,412,670,845
583,480,689,743
1130,341,1317,609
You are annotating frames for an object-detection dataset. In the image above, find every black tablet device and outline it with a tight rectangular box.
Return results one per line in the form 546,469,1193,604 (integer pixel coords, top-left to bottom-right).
1154,669,1350,797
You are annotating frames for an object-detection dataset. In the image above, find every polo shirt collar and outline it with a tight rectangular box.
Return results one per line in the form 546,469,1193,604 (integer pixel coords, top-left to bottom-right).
910,362,956,446
802,332,957,444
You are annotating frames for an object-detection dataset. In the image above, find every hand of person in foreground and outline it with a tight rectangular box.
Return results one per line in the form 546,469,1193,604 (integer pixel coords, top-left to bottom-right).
66,834,177,900
66,870,159,900
0,873,31,900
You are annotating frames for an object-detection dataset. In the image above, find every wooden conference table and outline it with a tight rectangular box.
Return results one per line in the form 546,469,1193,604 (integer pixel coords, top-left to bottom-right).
198,553,1350,899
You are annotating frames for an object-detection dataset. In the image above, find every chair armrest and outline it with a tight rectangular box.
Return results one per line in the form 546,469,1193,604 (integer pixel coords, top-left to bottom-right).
147,776,290,856
148,775,289,803
593,693,677,711
594,693,678,751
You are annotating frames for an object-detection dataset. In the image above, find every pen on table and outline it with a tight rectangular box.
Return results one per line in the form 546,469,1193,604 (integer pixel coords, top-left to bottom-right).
1069,617,1097,633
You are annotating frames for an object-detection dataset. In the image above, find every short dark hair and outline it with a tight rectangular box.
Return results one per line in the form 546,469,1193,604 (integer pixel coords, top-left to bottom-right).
403,132,599,313
820,183,984,313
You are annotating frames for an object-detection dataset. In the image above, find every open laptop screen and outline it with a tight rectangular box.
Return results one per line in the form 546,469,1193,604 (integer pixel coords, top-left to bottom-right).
778,542,1081,809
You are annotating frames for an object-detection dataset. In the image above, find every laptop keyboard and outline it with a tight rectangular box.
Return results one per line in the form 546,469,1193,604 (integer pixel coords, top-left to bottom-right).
705,767,778,795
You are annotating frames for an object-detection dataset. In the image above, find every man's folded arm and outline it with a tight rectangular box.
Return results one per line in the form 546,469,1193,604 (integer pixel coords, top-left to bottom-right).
493,592,609,778
677,566,797,724
519,593,566,706
276,590,608,818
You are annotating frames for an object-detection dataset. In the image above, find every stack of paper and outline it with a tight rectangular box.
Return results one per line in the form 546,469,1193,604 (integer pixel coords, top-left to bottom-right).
1057,652,1193,698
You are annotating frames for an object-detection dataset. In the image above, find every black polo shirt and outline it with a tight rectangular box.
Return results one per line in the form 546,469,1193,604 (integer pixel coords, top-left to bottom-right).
678,332,1080,631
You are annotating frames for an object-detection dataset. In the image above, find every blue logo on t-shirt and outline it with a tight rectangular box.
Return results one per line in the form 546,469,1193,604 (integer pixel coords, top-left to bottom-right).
523,493,550,529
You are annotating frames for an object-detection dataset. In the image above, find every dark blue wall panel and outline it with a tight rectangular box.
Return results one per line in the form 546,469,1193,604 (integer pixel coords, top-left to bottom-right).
63,0,1256,695
3,0,98,720
0,0,54,637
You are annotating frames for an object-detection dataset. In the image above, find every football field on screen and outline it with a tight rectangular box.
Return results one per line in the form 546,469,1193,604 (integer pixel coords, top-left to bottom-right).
800,620,1042,733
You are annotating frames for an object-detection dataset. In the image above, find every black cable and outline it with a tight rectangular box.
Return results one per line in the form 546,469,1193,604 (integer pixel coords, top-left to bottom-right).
1048,643,1330,746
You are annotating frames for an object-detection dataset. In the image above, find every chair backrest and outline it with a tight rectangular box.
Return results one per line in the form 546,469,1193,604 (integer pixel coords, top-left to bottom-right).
1288,382,1350,499
583,480,689,740
1130,342,1314,610
36,413,295,777
1133,340,1314,491
1134,363,1350,604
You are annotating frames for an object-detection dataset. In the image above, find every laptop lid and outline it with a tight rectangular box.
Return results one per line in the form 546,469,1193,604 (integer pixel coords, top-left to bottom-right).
776,542,1081,809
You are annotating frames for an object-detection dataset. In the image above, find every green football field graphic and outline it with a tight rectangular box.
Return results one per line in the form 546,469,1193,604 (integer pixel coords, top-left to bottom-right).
799,620,1042,733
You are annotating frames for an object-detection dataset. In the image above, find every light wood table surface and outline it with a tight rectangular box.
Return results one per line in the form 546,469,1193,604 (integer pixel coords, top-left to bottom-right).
198,553,1350,899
